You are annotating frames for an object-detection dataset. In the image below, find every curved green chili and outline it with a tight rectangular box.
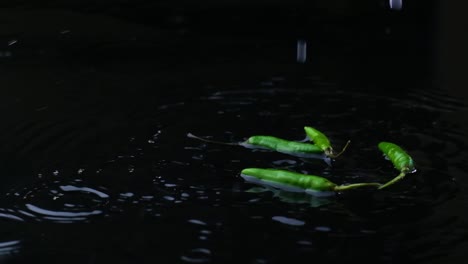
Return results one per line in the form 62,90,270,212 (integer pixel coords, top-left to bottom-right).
303,126,350,158
241,168,381,196
378,141,416,189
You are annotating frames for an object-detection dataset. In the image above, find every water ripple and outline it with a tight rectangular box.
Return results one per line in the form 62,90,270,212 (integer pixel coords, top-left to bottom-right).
9,181,109,223
25,204,102,218
0,240,21,255
180,248,211,263
0,209,24,222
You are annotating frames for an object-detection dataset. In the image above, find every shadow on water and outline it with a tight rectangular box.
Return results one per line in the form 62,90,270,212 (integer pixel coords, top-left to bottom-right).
0,1,468,264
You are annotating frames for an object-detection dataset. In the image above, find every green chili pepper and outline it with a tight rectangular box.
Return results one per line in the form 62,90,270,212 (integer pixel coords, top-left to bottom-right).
187,133,325,159
303,126,350,158
377,141,416,189
241,168,381,196
241,135,323,155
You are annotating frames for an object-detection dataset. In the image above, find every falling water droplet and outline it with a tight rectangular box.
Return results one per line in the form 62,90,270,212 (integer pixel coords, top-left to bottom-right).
7,40,17,46
296,40,307,63
389,0,403,10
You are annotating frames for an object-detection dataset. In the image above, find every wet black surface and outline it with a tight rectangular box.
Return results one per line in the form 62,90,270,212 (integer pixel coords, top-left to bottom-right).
1,1,468,264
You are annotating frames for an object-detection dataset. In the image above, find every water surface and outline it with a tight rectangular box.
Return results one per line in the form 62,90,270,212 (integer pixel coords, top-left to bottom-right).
1,4,467,264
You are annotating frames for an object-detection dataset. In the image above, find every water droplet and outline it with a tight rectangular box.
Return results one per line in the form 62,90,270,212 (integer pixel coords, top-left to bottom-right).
200,230,211,235
272,216,305,226
260,81,274,86
360,229,376,234
163,196,175,201
253,258,268,264
314,226,331,232
180,248,211,263
389,0,403,10
192,155,204,160
188,219,207,226
120,192,134,198
141,196,154,201
297,40,307,63
153,130,161,140
297,240,313,246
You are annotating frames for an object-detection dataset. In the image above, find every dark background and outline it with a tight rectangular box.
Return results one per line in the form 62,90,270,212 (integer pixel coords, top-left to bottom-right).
2,0,467,99
1,1,468,264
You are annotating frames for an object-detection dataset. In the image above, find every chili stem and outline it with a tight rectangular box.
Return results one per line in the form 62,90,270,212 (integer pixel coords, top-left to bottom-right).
328,140,351,158
378,172,406,189
187,133,238,146
334,182,381,191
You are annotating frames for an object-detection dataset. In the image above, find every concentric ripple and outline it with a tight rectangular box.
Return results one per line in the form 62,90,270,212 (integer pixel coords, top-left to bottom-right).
8,180,109,223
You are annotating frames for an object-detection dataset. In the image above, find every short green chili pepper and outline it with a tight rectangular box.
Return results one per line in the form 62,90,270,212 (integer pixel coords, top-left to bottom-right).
304,126,350,158
378,141,416,189
241,168,381,196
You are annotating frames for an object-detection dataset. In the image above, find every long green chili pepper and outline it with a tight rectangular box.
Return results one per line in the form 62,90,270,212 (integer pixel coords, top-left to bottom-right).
187,133,326,159
240,168,381,196
303,126,350,158
377,142,416,189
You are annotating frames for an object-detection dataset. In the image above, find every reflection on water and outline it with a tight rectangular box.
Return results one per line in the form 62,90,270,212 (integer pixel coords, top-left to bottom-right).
247,186,333,207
